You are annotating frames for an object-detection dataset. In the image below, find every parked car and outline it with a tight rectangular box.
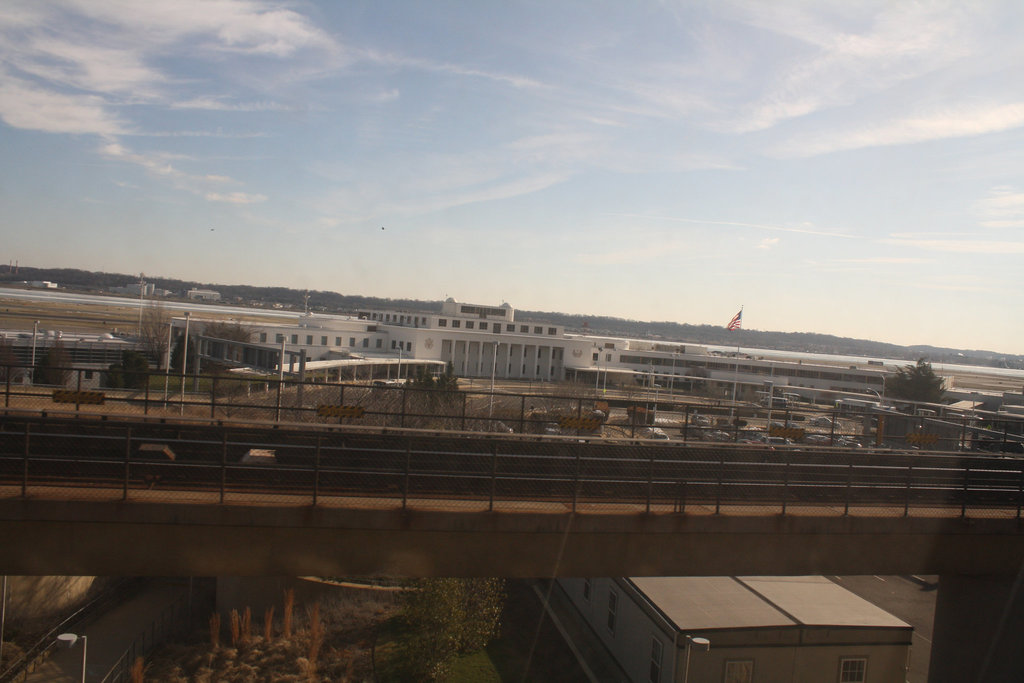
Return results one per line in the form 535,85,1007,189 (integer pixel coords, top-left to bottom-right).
690,414,712,427
705,430,733,442
804,434,833,446
640,427,670,440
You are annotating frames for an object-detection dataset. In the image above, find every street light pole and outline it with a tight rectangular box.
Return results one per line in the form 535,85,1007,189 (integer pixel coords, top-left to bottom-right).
683,635,710,683
29,320,39,383
57,633,87,683
179,312,190,415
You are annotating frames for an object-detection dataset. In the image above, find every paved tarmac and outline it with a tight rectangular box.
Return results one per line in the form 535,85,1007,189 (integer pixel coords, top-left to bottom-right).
24,580,191,683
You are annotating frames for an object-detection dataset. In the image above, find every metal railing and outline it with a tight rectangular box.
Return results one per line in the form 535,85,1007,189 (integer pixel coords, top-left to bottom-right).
98,593,189,683
3,363,1023,454
2,414,1024,519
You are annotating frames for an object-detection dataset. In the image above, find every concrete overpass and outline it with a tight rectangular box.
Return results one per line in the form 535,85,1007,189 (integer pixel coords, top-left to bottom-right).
3,413,1024,680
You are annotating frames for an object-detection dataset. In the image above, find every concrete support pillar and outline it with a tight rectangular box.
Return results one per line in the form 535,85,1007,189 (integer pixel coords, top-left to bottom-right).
929,574,1024,682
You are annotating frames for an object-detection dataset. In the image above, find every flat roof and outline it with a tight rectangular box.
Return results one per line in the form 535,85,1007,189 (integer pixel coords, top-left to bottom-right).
630,576,909,631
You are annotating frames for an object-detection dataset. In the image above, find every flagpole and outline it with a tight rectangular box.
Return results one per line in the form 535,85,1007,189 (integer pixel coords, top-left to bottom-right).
728,306,742,422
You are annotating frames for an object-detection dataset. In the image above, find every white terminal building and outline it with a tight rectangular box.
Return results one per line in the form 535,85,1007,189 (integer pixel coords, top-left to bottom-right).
181,298,887,401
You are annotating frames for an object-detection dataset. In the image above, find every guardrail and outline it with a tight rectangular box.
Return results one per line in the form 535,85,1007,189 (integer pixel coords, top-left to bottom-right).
1,414,1023,519
3,363,1024,454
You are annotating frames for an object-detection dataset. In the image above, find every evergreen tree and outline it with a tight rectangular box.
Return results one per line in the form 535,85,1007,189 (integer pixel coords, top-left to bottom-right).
34,341,71,385
888,358,945,403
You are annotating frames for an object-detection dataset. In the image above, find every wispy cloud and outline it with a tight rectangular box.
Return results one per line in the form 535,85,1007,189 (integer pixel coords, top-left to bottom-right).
775,103,1024,157
757,237,780,249
613,213,857,239
0,72,127,136
882,237,1024,254
205,191,266,204
837,256,933,264
977,186,1024,228
723,1,973,133
170,97,296,112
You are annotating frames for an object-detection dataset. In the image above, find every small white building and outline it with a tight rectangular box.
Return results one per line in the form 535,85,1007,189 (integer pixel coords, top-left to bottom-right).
559,576,911,683
186,288,221,301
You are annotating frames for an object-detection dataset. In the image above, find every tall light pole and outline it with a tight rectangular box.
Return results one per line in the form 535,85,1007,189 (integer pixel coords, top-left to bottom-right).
488,341,498,426
57,632,87,683
29,320,39,383
683,635,710,683
179,312,190,414
137,273,145,337
163,318,173,404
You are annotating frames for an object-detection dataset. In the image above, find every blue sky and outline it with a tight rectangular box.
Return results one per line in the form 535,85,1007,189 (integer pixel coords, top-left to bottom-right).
2,1,1023,354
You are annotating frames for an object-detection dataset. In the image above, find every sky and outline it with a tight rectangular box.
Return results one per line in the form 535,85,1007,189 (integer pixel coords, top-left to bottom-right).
2,1,1024,355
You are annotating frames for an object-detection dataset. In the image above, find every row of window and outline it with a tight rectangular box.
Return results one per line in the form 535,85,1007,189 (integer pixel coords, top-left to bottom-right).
436,319,558,335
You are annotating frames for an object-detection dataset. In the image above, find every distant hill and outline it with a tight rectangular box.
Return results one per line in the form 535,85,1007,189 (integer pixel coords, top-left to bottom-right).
3,265,1021,370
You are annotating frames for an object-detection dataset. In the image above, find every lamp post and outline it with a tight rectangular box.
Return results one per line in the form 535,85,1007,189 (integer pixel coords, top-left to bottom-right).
57,632,87,683
163,318,173,404
179,312,190,415
683,635,710,683
29,320,39,383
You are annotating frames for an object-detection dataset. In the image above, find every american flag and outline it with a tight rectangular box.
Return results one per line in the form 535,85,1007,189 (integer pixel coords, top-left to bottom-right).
727,309,742,331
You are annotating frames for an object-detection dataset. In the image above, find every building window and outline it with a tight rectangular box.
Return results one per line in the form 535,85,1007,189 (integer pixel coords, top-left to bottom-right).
582,578,591,602
479,322,488,330
276,334,284,343
291,334,298,344
466,321,474,329
452,320,461,328
304,335,311,345
362,338,368,348
548,327,557,335
376,339,382,348
391,340,396,349
259,333,267,343
438,319,447,327
593,352,599,361
520,325,529,333
84,370,94,380
507,324,515,332
724,661,754,683
649,638,663,683
607,590,617,634
533,326,542,334
839,658,866,683
335,337,341,346
348,337,355,347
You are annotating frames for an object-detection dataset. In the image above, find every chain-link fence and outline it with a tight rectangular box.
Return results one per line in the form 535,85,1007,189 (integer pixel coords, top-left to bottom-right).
2,413,1023,519
3,362,1023,454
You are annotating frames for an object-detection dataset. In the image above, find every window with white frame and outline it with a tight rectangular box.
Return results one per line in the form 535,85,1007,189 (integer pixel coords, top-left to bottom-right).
607,590,617,634
649,638,663,683
724,660,754,683
839,658,866,683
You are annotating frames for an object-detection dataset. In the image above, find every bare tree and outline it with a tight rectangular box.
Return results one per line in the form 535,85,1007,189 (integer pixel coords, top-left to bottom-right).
140,303,173,368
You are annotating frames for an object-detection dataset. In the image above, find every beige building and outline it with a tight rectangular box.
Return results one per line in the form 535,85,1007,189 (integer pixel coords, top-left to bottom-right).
559,576,911,683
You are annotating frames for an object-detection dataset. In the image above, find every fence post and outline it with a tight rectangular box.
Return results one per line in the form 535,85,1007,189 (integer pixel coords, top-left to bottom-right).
460,393,467,431
22,422,30,497
961,467,970,518
144,375,150,415
1018,468,1023,520
211,376,217,420
715,456,723,515
489,443,497,512
4,363,10,407
781,460,789,516
401,386,407,428
313,435,321,507
275,379,282,423
75,368,83,412
844,462,852,516
904,465,912,517
402,443,411,510
572,449,580,513
646,451,654,514
220,433,228,504
519,395,526,434
123,427,132,501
